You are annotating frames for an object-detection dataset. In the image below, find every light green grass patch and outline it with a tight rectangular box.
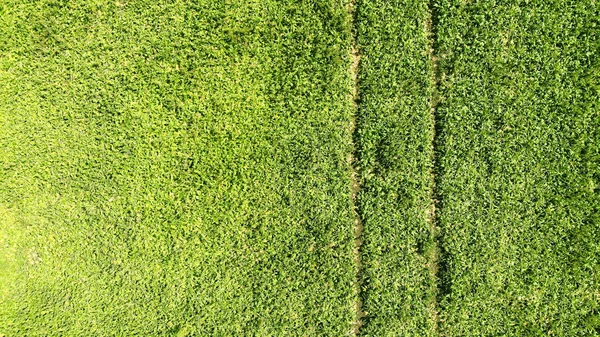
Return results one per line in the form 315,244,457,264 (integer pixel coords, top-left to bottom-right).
0,1,358,335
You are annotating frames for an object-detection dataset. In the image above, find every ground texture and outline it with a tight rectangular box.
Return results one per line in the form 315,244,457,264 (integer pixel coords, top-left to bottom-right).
435,1,600,335
1,0,599,336
356,0,437,336
0,1,358,335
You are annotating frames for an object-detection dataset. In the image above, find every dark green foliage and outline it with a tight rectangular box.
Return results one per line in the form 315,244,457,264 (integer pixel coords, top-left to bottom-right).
0,1,358,335
435,0,600,335
356,0,437,335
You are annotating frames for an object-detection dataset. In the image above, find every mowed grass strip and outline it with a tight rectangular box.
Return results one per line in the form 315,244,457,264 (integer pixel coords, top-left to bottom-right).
435,0,600,335
355,0,437,335
0,1,358,335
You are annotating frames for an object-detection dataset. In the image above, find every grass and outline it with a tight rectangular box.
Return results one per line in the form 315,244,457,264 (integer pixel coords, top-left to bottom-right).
0,1,359,335
1,0,599,336
435,0,600,335
355,0,437,335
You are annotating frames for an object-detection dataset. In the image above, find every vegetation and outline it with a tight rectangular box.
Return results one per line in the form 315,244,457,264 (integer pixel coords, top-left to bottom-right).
1,0,598,336
435,0,600,335
355,0,437,335
0,1,358,335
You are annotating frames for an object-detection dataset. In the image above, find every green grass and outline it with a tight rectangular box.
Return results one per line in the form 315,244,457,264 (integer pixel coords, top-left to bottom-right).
0,1,359,335
1,0,599,336
355,0,437,335
435,0,600,335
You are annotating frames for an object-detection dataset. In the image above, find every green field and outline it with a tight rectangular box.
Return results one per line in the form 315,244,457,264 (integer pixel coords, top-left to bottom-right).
0,1,358,335
1,0,598,336
356,0,437,335
435,1,599,335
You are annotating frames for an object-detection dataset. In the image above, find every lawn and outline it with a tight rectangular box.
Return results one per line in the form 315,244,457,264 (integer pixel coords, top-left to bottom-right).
355,0,437,335
0,1,358,335
435,0,600,335
1,0,598,336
